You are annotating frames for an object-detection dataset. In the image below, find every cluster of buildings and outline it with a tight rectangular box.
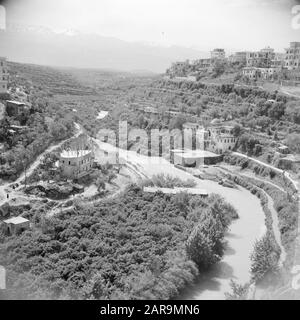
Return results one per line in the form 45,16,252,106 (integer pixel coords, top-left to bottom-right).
172,119,237,167
166,48,227,79
166,42,300,82
242,43,300,81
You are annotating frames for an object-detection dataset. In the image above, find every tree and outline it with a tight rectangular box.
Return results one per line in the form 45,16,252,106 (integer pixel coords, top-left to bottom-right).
212,61,226,78
82,274,109,299
186,223,218,269
186,211,225,269
225,280,249,300
250,232,280,283
168,115,186,130
232,124,241,137
268,102,285,120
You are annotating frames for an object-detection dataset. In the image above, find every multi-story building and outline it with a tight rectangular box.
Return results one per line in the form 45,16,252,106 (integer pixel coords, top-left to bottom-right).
260,46,275,56
242,67,259,80
246,47,275,68
242,66,280,80
211,48,226,60
0,57,9,94
271,53,285,68
259,67,281,80
284,42,300,70
59,149,94,180
206,124,237,154
171,121,237,167
181,121,237,155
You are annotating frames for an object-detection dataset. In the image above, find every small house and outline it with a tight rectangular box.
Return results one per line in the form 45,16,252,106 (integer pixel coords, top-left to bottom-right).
3,216,30,235
5,100,29,117
277,145,290,155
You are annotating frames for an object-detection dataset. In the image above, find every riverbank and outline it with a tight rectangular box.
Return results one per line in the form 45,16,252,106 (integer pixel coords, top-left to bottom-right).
93,140,269,299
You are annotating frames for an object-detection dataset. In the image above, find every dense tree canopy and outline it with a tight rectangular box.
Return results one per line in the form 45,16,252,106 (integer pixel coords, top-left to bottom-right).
0,186,237,300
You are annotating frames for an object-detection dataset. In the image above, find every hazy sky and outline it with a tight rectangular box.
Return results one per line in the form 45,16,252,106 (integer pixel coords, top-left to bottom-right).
3,0,300,51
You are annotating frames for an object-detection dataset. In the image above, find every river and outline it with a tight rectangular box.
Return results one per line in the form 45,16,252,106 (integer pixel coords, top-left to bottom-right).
178,183,266,299
93,140,267,300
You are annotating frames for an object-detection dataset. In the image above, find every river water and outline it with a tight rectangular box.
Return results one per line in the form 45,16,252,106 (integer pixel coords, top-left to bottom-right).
178,183,266,299
93,141,267,300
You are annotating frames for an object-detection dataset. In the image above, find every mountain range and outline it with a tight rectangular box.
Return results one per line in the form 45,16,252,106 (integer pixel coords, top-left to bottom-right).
0,24,209,74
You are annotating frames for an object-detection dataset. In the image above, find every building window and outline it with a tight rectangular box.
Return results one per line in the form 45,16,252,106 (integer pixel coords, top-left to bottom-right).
69,161,71,165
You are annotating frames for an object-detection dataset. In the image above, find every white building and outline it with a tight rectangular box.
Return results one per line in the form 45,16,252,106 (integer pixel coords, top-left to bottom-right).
3,216,30,235
181,121,237,157
285,42,300,70
246,47,275,68
206,124,237,154
242,66,280,80
242,67,259,80
59,149,94,180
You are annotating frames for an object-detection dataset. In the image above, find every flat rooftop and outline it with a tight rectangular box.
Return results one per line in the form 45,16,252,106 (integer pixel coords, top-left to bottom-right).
143,187,208,196
4,216,29,225
60,150,92,158
171,149,219,158
6,100,26,106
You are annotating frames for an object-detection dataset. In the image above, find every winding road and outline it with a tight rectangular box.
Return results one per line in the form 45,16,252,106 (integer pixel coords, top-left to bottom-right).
0,123,82,209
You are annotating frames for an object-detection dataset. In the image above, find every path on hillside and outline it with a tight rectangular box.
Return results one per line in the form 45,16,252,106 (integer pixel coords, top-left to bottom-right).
0,123,82,208
232,152,299,192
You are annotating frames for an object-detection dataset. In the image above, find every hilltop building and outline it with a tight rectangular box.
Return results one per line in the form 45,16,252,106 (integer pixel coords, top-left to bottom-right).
285,42,300,70
0,57,9,94
59,149,94,180
211,48,226,60
246,47,275,68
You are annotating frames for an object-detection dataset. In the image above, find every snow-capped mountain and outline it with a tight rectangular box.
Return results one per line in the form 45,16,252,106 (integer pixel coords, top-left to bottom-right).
0,23,209,73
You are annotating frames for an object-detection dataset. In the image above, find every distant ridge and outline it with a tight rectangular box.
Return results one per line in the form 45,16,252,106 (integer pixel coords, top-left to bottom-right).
0,23,209,73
